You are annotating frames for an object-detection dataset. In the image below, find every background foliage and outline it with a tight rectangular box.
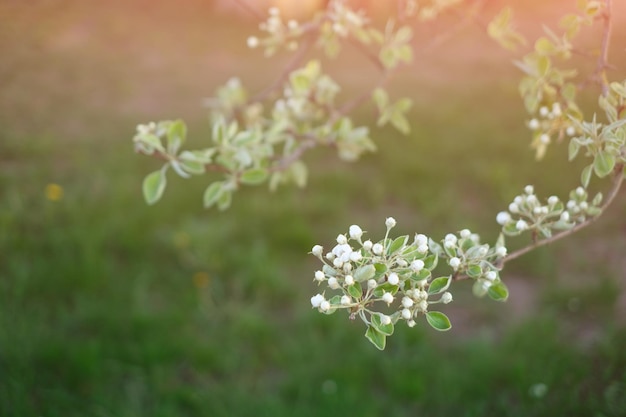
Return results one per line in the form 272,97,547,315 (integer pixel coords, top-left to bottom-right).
1,1,626,415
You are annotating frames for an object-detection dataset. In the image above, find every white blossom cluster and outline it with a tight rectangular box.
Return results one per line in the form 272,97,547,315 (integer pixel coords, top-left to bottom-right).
528,102,578,159
310,217,452,330
431,229,507,297
247,7,304,56
496,185,602,238
326,0,369,38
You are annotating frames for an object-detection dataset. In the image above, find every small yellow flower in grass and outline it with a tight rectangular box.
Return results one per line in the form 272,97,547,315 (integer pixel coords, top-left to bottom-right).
192,272,210,289
45,183,64,202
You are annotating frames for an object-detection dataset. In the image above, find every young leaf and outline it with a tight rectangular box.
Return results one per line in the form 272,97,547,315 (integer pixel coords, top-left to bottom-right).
371,314,394,336
581,164,593,188
428,276,451,295
166,119,187,154
354,264,376,282
142,169,167,205
240,168,269,185
488,282,509,302
593,150,615,178
348,283,363,299
203,181,224,208
365,326,386,350
425,311,452,331
387,235,408,255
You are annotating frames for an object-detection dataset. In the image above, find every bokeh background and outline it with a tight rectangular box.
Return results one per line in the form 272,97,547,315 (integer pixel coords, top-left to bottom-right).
2,0,626,416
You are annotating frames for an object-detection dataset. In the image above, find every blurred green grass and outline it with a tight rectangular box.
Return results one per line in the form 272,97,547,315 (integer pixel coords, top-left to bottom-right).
1,1,626,416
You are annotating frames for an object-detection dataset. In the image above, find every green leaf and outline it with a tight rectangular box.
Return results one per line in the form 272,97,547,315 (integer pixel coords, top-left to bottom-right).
466,264,482,278
166,119,187,154
373,283,399,297
203,181,224,208
240,168,269,185
425,311,452,331
568,139,580,161
217,190,232,211
180,160,205,175
371,314,394,336
534,37,555,55
348,282,363,299
593,150,615,178
428,276,451,295
354,264,376,282
365,326,386,350
424,254,438,270
473,280,488,297
142,169,167,205
387,235,408,255
581,164,593,188
487,282,509,302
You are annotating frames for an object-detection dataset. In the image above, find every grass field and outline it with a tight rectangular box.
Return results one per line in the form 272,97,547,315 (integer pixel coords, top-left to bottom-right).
1,1,626,416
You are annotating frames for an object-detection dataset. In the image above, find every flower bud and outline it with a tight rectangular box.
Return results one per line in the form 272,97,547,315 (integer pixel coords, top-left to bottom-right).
344,275,354,286
336,234,347,245
402,296,414,308
402,308,412,319
576,187,585,197
367,279,377,289
539,134,550,144
311,294,324,308
385,217,397,229
509,203,519,213
411,259,425,272
247,36,259,48
444,234,457,244
328,277,340,289
449,257,461,270
372,243,383,255
349,225,363,240
496,211,511,225
314,270,326,282
311,245,323,257
320,300,330,312
418,300,428,312
566,126,576,136
539,106,549,117
524,185,534,195
388,272,399,285
349,251,362,262
407,319,416,328
381,314,392,325
460,229,471,239
363,240,373,251
548,196,559,206
528,118,540,130
560,211,570,222
415,234,428,246
417,244,429,254
516,220,528,231
496,246,507,257
341,295,351,305
441,292,453,304
485,270,497,281
382,292,394,304
552,102,562,116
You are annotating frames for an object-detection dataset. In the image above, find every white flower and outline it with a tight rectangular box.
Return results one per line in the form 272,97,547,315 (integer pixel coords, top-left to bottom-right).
470,233,480,243
402,296,414,308
343,263,352,273
539,106,549,117
560,211,570,222
314,270,326,282
441,292,453,304
417,244,429,254
579,201,588,210
516,220,528,231
449,257,461,270
566,126,576,136
485,271,497,281
363,240,373,251
418,300,428,312
246,36,259,48
539,134,550,144
528,118,540,130
372,243,383,255
311,245,323,257
268,6,280,15
320,300,331,312
526,195,538,205
496,246,507,257
444,240,455,249
411,259,425,272
382,292,394,304
548,196,559,206
402,308,412,320
509,203,519,213
333,258,343,268
533,207,543,215
496,211,511,225
566,200,576,210
478,246,488,257
388,272,399,285
344,275,354,286
336,234,347,245
311,294,324,308
325,252,335,260
407,319,416,328
385,217,397,229
552,102,562,116
460,229,471,238
514,196,523,205
328,277,340,289
415,234,428,246
349,225,363,240
524,185,534,195
576,187,585,197
367,279,377,289
341,295,351,305
380,314,392,325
